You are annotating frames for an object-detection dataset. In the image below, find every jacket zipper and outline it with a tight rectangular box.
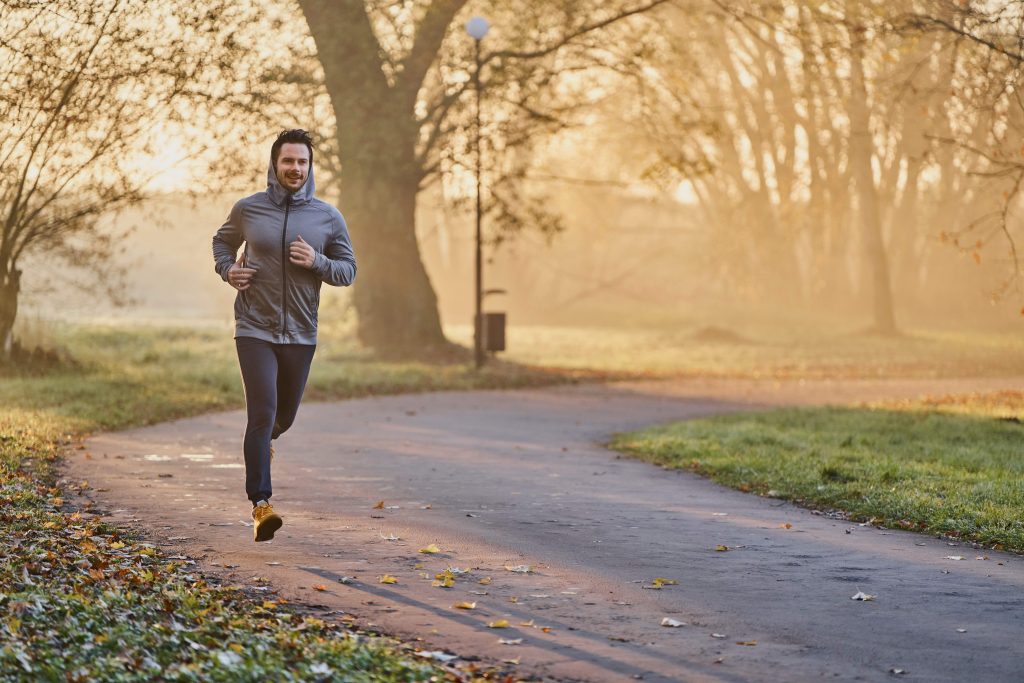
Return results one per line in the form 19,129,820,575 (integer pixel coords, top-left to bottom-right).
240,246,249,311
280,199,291,336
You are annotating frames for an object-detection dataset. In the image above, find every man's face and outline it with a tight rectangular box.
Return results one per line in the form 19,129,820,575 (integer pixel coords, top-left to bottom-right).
275,142,310,193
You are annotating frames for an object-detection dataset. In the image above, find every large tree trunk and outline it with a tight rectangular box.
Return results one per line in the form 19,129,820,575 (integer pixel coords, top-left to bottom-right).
0,267,21,360
298,0,461,355
342,167,447,352
847,27,897,335
334,104,449,354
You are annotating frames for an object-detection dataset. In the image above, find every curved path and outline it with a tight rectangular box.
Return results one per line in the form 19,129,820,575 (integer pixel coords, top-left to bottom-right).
71,377,1024,682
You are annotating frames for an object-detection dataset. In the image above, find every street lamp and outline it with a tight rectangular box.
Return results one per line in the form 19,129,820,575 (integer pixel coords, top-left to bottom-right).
465,16,489,369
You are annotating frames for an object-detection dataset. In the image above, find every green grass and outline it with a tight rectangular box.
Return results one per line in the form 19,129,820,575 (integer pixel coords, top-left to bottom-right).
611,395,1024,552
1,323,589,681
0,323,603,432
445,323,1024,378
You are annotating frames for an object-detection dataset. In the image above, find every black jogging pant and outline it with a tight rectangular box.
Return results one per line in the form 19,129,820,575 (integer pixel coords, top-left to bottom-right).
235,336,316,504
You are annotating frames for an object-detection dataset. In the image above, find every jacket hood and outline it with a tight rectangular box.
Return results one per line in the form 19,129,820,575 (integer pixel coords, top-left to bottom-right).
266,155,316,206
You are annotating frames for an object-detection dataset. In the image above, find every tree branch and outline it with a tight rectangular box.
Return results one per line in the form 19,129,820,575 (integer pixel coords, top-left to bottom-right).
485,0,671,64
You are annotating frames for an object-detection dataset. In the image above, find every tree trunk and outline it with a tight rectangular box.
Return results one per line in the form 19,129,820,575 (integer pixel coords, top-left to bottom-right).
0,267,21,360
299,0,455,355
341,168,448,353
847,28,898,335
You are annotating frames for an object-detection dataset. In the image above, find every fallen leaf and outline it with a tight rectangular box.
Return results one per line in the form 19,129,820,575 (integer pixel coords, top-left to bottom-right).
780,523,793,529
520,619,535,627
661,618,686,627
851,591,875,601
312,584,327,591
652,577,678,588
432,570,455,588
478,577,492,585
415,651,457,663
736,640,757,646
715,545,731,552
505,564,532,573
541,626,553,633
944,556,965,561
488,619,510,628
373,500,385,509
452,601,476,610
419,543,441,554
379,574,399,584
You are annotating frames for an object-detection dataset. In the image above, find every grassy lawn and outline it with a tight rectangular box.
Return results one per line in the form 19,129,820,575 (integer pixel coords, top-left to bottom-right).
1,323,592,681
611,393,1024,552
445,323,1024,378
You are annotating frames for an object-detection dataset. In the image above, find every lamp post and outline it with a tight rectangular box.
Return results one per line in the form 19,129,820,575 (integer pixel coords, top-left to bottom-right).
465,15,489,369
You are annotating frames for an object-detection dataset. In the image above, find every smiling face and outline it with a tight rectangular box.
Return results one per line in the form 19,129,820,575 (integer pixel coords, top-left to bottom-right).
274,142,310,193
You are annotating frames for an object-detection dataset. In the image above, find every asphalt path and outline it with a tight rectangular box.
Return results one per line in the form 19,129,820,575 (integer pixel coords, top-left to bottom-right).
72,377,1024,682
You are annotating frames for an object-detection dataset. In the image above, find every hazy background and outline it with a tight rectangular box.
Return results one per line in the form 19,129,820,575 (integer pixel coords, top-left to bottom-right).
6,0,1024,361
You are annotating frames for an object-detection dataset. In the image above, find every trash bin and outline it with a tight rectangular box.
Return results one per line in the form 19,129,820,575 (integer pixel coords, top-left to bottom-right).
481,312,506,352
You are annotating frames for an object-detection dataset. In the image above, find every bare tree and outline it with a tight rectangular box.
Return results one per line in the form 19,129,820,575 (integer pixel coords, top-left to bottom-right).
0,0,282,359
619,0,1024,330
294,0,671,355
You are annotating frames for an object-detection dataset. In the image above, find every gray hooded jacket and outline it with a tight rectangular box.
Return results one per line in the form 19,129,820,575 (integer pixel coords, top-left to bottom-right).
212,158,356,345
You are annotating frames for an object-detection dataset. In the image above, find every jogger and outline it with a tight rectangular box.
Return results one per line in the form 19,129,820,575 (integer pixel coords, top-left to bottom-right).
212,129,356,541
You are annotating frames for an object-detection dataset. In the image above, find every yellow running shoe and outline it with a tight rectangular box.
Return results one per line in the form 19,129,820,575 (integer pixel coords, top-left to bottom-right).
252,501,282,542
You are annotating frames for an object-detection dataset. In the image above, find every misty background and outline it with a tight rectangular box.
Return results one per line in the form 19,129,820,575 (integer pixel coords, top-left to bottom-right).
6,0,1024,359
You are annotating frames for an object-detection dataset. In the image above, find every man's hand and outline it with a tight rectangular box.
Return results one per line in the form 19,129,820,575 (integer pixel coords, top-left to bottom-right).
289,234,316,268
228,254,257,290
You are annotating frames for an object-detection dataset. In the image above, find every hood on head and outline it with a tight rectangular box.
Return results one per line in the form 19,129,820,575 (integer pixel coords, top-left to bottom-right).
266,153,316,206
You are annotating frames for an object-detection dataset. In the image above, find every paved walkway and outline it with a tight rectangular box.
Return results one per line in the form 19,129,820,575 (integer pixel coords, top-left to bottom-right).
72,377,1024,682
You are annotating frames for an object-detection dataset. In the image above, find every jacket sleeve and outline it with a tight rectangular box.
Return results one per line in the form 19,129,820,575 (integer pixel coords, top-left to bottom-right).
212,200,245,282
312,210,357,286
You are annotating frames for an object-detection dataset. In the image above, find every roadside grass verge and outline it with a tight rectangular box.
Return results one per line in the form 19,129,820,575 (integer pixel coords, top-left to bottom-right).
611,392,1024,552
1,322,593,681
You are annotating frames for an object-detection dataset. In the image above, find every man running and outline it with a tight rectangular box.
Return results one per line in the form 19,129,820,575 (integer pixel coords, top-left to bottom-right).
212,129,356,542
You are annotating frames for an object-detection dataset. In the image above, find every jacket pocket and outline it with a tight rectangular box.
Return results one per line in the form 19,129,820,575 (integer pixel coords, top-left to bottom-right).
289,280,320,331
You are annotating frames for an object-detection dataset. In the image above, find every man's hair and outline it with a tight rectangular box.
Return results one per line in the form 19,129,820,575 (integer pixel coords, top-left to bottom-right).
271,129,314,166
